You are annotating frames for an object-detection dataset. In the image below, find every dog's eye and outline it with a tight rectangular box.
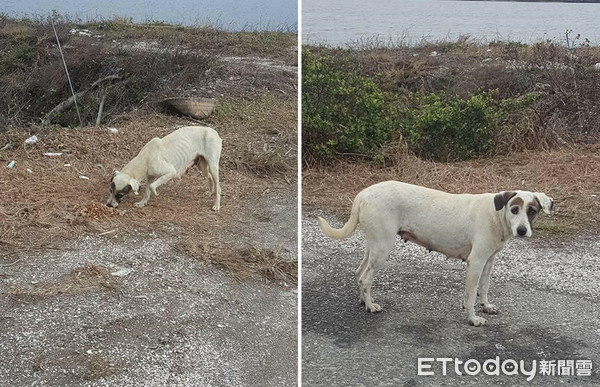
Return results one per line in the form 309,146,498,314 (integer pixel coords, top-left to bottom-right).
527,208,537,216
510,207,519,215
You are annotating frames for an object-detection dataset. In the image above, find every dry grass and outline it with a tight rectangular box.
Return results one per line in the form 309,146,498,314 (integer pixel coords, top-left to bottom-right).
4,263,121,298
234,149,292,177
176,238,297,284
0,94,296,253
32,349,123,382
303,145,600,234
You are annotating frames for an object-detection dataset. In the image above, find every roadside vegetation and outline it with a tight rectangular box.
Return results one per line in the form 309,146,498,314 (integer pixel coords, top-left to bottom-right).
303,34,600,165
0,13,296,128
302,35,600,233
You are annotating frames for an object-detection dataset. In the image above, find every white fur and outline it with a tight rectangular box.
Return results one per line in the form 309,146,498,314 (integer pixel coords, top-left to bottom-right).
318,181,553,326
106,126,222,212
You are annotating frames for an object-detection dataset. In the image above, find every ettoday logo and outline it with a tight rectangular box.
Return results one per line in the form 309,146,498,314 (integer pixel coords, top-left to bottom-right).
417,357,593,381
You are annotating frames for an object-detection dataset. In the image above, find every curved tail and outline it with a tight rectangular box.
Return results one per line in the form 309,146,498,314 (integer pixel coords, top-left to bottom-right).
318,197,361,239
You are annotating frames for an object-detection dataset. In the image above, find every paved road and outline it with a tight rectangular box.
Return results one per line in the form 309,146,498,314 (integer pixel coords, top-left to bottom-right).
302,212,600,386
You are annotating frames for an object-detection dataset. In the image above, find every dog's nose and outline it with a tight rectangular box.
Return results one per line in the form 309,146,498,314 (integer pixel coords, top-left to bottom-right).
106,202,114,208
517,227,527,236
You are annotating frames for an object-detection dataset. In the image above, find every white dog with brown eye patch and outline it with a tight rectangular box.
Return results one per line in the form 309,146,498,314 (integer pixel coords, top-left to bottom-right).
318,181,554,326
106,126,222,212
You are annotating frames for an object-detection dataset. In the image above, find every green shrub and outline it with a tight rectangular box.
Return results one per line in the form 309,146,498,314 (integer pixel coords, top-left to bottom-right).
401,91,537,161
302,50,400,163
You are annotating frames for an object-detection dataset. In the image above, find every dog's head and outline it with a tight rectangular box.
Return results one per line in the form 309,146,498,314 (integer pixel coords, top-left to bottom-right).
494,190,554,238
106,171,139,208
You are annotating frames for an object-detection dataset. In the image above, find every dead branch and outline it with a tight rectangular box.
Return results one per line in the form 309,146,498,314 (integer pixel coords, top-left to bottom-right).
42,75,122,127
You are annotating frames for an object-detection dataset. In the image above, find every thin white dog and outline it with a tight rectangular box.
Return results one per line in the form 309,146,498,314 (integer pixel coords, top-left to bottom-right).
318,181,553,326
106,126,222,212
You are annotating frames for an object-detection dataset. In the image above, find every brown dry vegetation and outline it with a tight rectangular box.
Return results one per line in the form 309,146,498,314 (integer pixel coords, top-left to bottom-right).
0,15,297,128
3,262,121,298
176,238,297,284
0,94,296,244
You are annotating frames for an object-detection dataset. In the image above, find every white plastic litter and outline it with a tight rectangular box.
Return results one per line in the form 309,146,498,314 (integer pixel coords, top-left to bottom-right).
64,163,72,167
43,152,62,157
594,63,600,71
24,135,38,145
26,168,33,173
79,175,90,180
107,127,118,134
7,160,16,168
111,268,133,277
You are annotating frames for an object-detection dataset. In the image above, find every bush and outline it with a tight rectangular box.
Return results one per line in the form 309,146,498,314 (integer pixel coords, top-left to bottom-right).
0,16,219,128
302,50,400,164
401,91,537,161
302,48,538,163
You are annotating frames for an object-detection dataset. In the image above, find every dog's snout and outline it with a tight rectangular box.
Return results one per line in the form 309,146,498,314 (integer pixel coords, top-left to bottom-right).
517,226,527,236
106,202,114,208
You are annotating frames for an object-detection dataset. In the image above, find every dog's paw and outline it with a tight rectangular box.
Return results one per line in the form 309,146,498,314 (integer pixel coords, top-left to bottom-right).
469,316,487,326
366,303,382,313
134,201,147,208
212,205,220,212
481,304,500,314
150,186,159,196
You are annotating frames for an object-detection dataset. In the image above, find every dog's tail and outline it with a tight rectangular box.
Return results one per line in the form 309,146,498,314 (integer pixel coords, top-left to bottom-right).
318,197,361,239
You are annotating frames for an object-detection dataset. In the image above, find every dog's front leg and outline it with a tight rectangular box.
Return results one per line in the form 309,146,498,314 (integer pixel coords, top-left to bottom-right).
135,178,155,207
463,248,489,326
478,254,500,315
149,168,177,196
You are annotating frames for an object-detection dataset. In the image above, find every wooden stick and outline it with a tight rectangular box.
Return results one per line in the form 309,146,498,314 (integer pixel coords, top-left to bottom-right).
95,94,106,126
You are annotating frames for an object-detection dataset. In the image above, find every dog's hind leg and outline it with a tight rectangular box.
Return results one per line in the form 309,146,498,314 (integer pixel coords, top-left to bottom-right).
356,247,370,304
358,236,394,313
478,254,499,315
197,157,214,196
207,160,221,212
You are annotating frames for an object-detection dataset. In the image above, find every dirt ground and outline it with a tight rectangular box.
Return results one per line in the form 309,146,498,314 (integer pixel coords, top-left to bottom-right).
0,36,298,386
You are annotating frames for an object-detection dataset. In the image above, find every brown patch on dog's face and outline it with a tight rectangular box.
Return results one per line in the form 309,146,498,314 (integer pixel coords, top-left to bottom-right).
508,196,539,221
114,185,132,202
527,198,541,224
508,197,524,215
107,177,132,207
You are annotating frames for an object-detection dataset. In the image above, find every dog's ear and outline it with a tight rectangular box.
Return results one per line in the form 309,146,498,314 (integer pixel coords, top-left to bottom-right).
129,179,140,195
533,193,554,215
494,191,517,211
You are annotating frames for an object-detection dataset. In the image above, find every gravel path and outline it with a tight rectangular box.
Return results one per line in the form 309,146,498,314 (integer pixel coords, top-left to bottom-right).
302,211,600,386
0,231,297,387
